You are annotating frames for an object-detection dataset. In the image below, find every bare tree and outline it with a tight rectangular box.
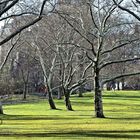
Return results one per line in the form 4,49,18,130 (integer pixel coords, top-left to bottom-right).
31,13,92,110
28,19,59,109
0,0,55,114
57,43,92,110
15,46,36,100
0,0,55,71
35,43,57,109
54,0,140,117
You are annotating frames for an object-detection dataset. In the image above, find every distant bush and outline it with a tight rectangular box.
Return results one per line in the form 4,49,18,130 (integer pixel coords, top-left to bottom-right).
0,79,14,95
0,78,24,95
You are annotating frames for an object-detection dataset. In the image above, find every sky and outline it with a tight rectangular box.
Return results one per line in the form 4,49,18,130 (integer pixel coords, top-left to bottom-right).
0,0,139,29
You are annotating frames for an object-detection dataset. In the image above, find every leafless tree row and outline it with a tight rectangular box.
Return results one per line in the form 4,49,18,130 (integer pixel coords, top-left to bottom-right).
0,0,140,118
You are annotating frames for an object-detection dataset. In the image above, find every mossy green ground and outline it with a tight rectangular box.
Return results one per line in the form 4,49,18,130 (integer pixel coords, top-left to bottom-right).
0,90,140,140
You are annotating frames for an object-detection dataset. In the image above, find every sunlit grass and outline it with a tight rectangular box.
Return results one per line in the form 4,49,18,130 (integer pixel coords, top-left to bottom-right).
0,90,140,140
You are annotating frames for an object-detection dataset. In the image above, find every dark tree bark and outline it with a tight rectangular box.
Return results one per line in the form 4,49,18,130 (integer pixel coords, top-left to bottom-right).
121,78,125,90
23,83,28,100
106,82,111,91
117,81,120,90
78,86,84,97
0,101,3,114
65,94,73,111
78,91,83,97
48,93,56,109
94,70,105,118
47,85,57,109
63,88,73,111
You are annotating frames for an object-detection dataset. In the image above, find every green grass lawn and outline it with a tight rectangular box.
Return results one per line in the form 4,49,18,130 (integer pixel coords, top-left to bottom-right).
0,90,140,140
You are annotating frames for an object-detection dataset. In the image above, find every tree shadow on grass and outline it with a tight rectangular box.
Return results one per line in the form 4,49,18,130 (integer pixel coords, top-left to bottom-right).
0,114,85,121
103,94,140,99
1,114,140,121
103,102,140,107
106,116,140,120
0,130,140,139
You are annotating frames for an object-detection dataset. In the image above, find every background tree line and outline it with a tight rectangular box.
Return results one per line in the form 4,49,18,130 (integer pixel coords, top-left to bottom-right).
0,0,140,117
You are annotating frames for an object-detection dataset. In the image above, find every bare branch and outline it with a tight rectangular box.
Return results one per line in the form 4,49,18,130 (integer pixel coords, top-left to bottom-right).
65,48,77,86
101,4,117,31
136,0,140,4
103,72,140,84
101,38,139,55
100,57,140,70
0,17,42,46
0,0,19,17
0,0,50,46
69,78,87,92
0,35,21,71
113,0,140,21
81,61,93,78
0,12,38,21
87,1,99,30
53,42,91,51
53,9,96,56
86,52,96,63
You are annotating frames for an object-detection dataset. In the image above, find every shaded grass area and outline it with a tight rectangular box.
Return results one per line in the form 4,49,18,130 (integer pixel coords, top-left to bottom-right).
0,90,140,140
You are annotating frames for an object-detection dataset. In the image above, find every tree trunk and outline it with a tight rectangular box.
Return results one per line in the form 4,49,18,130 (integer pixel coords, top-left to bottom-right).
117,81,120,90
57,87,62,100
23,83,28,100
0,101,3,114
121,78,125,90
64,89,73,111
94,71,105,118
65,94,73,111
78,86,84,97
48,94,56,109
106,82,111,90
47,86,57,109
78,92,83,97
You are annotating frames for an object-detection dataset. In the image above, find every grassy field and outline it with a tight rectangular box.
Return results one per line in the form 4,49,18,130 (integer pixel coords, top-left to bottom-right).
0,90,140,140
